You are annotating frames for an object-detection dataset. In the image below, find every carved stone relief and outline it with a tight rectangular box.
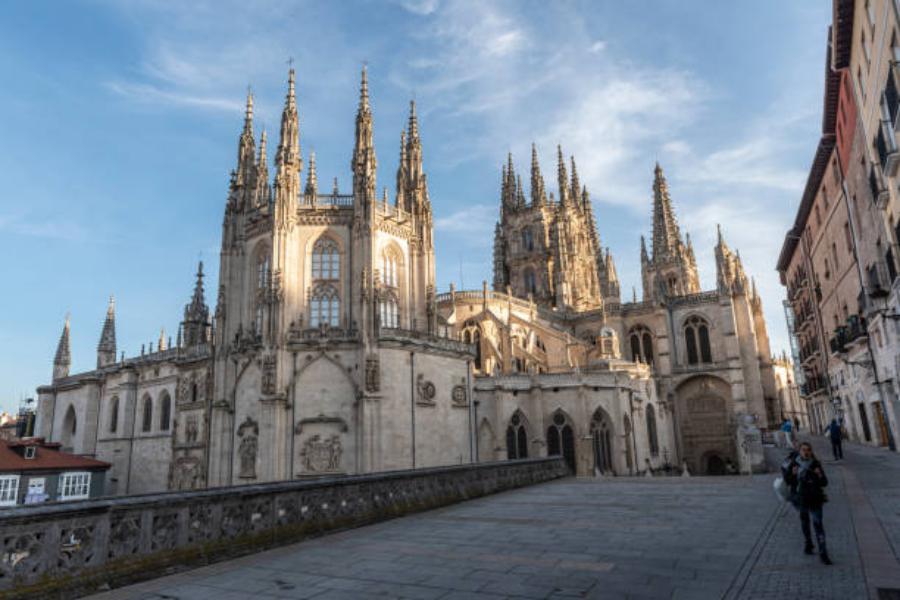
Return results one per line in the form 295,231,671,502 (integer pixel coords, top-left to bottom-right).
365,356,380,392
451,382,468,407
261,354,277,395
237,416,259,479
300,434,343,473
416,373,436,406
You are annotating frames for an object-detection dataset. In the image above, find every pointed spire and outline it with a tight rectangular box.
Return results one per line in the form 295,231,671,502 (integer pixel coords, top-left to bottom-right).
53,314,71,380
352,64,377,205
407,99,419,141
332,176,339,196
516,174,525,208
569,156,581,208
158,327,167,352
396,129,408,209
97,295,117,368
235,88,256,188
640,235,649,263
530,143,546,206
605,249,620,299
253,129,271,209
651,162,682,261
305,150,318,198
183,261,210,347
359,64,370,111
176,323,183,348
275,67,301,172
503,152,517,211
557,145,570,205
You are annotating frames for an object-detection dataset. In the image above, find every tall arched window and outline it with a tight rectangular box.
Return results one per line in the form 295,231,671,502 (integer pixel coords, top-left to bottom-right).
521,228,534,252
312,238,340,280
646,404,659,457
380,293,399,328
61,405,77,451
547,411,576,473
109,396,119,434
524,268,537,295
311,284,340,327
684,316,712,365
591,408,614,475
382,252,399,288
257,252,270,289
159,391,171,431
141,394,153,432
506,412,529,459
628,325,654,366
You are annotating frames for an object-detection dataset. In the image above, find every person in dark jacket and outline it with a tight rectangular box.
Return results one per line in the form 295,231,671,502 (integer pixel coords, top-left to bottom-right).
827,418,843,460
786,442,832,565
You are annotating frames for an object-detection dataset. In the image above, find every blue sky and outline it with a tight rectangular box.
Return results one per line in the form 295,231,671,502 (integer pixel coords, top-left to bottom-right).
0,0,831,412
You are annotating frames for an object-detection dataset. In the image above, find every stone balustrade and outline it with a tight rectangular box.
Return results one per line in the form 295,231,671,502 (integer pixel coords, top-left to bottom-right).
0,458,567,599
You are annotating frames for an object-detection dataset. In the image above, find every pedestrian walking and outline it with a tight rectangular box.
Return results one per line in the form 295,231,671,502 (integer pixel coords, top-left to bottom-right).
827,418,843,460
784,442,832,565
781,418,794,448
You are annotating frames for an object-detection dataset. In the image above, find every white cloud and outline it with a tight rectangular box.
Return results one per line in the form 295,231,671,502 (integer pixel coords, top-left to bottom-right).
589,40,607,53
106,81,242,112
0,214,89,242
397,0,440,15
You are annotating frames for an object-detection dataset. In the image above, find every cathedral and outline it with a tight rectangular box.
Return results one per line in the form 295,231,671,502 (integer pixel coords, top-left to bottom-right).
36,67,777,495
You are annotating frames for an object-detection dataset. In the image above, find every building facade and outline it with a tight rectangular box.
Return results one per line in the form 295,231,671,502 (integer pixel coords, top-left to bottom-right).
441,153,777,476
778,0,899,449
35,66,780,495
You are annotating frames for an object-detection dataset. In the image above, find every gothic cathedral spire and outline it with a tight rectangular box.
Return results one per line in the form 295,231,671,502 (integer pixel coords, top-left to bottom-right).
352,65,377,209
531,143,546,207
53,314,71,380
651,162,682,260
236,90,256,189
274,68,301,230
97,295,116,368
182,261,210,347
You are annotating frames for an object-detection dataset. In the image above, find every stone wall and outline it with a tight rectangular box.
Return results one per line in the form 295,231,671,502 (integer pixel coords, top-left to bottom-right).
0,457,567,599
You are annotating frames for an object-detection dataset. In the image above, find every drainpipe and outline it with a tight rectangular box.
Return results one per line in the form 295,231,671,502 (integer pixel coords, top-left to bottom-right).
467,360,475,463
410,350,416,469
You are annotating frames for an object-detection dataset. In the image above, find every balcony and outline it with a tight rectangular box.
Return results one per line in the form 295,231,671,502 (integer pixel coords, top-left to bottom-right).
829,326,847,355
845,314,867,345
870,165,891,209
877,119,900,178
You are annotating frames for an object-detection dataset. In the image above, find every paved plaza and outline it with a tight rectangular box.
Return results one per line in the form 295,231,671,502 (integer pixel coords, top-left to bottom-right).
91,439,900,600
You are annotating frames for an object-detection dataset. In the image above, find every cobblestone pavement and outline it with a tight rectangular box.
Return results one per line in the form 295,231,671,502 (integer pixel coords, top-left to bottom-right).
90,443,900,600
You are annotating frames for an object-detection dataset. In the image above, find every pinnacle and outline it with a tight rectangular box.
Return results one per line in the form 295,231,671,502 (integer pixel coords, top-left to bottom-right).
408,100,419,139
359,64,370,111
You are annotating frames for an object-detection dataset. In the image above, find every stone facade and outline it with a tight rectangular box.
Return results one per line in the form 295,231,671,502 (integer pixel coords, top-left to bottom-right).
440,158,778,476
37,68,474,495
778,0,899,450
36,66,780,489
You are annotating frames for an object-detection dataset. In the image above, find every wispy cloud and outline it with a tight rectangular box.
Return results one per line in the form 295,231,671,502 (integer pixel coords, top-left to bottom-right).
0,214,90,242
106,81,242,112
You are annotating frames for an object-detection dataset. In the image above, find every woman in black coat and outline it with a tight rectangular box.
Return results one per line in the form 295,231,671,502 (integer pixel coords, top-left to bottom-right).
786,441,831,565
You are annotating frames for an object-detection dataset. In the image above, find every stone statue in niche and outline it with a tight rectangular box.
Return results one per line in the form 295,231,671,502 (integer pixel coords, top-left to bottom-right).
417,373,436,405
261,354,277,395
172,456,203,490
300,434,343,472
185,415,199,444
365,356,380,392
237,416,259,479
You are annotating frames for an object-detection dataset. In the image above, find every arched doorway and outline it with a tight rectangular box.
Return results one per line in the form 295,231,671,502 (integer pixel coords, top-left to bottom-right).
547,411,576,473
675,375,735,474
590,408,614,475
705,453,726,476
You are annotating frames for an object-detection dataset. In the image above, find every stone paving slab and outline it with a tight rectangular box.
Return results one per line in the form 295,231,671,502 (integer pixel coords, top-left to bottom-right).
89,476,781,600
90,446,900,600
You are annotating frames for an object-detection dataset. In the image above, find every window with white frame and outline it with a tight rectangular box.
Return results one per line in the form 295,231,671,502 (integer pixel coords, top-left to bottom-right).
59,471,91,501
0,475,19,506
